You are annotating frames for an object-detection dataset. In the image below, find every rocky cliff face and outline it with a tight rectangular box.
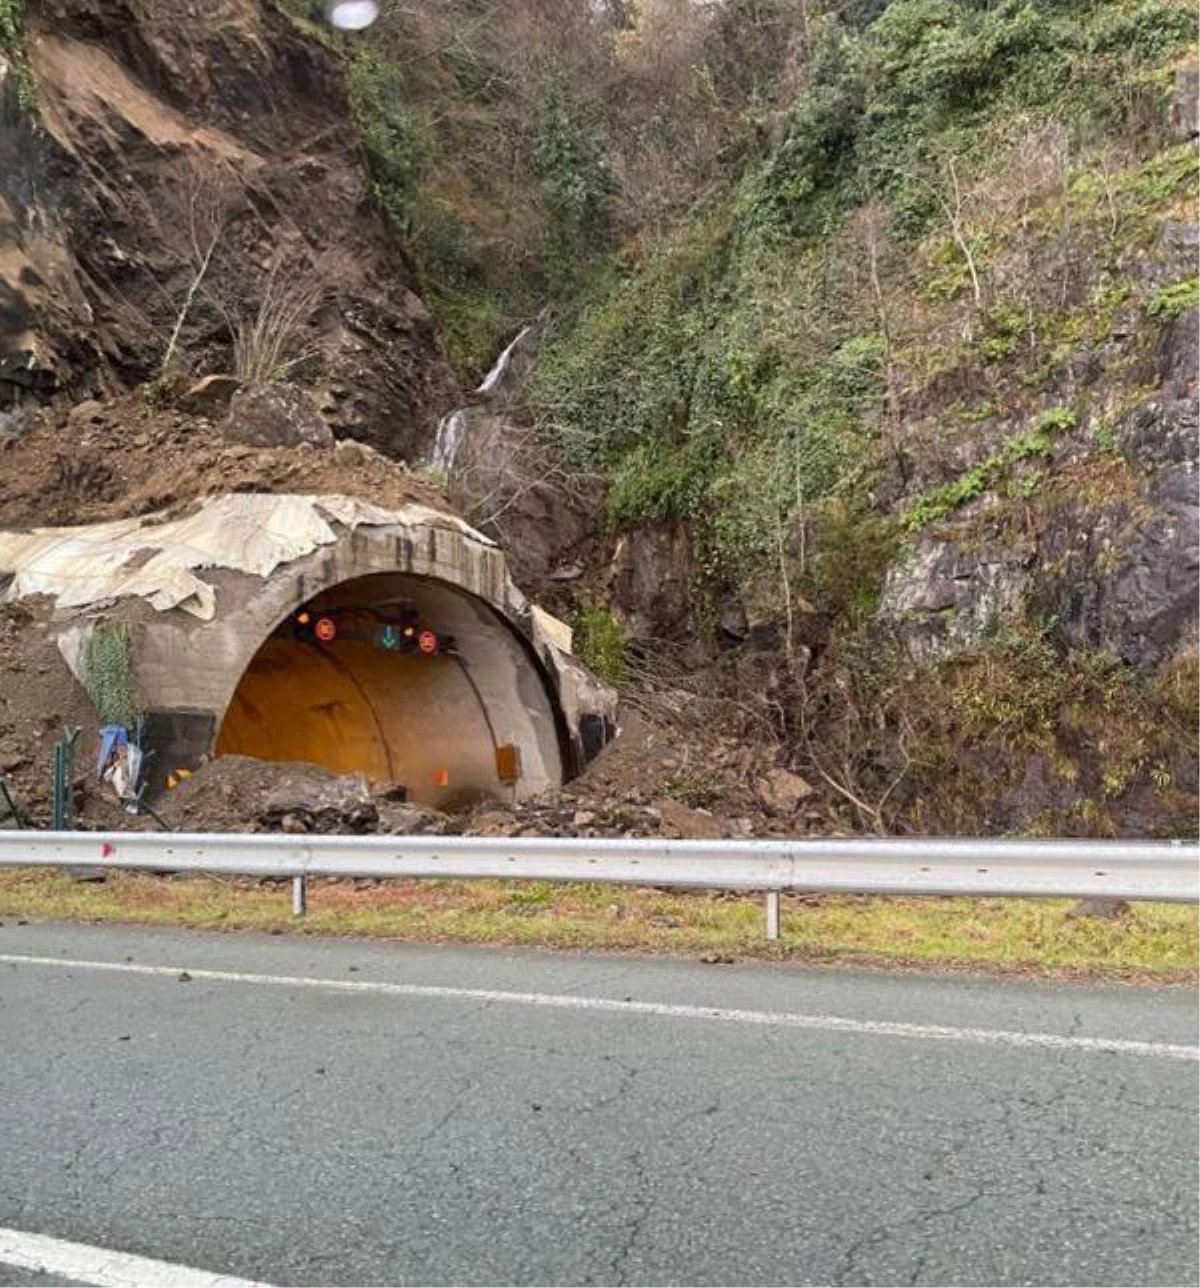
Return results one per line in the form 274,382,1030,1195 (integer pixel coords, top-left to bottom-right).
878,78,1200,674
1,0,458,458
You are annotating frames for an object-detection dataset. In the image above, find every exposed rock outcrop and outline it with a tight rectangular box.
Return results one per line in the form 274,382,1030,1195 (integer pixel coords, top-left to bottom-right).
608,523,698,646
880,397,1198,671
1170,63,1198,142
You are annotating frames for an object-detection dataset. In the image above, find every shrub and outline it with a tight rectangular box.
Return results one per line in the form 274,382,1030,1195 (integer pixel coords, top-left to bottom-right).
348,52,430,232
0,0,22,58
535,83,614,283
903,410,1073,530
0,0,33,111
573,605,628,685
1147,276,1199,321
735,20,865,241
84,623,138,728
607,439,716,529
1087,2,1198,61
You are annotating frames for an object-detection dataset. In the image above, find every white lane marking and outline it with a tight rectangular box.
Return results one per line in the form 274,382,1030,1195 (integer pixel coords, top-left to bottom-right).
1,952,1196,1061
0,1227,272,1288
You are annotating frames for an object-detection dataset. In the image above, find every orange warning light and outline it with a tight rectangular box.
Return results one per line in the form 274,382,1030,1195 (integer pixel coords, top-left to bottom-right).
403,625,416,637
296,611,311,625
432,768,449,787
417,630,439,655
314,616,338,642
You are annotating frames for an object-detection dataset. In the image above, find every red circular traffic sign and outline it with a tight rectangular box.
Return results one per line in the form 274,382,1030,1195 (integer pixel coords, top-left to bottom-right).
314,616,338,642
417,630,438,655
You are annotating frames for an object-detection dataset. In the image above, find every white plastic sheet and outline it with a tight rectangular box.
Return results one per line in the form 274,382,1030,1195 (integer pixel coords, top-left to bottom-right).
0,493,493,620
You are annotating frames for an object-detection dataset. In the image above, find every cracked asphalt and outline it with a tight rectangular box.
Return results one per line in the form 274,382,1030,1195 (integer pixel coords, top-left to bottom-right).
0,921,1195,1287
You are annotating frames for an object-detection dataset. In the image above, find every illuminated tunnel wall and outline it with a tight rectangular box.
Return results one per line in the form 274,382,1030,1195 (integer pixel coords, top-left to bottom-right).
214,574,566,805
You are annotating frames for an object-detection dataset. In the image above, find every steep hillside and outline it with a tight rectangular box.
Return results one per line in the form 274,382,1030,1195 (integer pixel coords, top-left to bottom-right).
1,0,458,460
1,0,1196,839
343,0,1197,836
0,0,468,824
522,0,1199,836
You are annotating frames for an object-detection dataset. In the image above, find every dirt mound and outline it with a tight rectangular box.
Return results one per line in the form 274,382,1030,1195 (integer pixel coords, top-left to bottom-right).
461,709,834,840
161,756,455,836
0,600,100,828
0,393,448,529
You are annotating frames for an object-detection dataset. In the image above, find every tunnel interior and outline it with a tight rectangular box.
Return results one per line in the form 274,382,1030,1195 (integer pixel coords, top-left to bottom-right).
215,573,565,806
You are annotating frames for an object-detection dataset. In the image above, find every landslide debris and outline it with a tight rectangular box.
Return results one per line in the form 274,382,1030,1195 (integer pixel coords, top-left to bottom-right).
2,0,459,459
0,390,446,528
0,599,96,828
162,757,454,837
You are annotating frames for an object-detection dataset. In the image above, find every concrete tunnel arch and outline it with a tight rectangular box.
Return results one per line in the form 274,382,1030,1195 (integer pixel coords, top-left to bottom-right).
213,570,572,806
39,496,620,805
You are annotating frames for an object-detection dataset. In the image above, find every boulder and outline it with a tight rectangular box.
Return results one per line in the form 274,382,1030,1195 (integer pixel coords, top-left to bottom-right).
1170,64,1198,142
759,768,814,814
608,522,699,646
222,382,334,449
258,770,377,833
67,399,106,428
658,798,724,839
879,539,1032,656
1155,310,1199,402
1160,219,1199,254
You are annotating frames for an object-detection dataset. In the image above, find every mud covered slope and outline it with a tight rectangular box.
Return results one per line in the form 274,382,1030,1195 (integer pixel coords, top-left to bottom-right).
1,0,458,458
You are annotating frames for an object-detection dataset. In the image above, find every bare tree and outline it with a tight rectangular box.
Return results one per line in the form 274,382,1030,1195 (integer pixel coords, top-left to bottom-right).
930,153,983,313
157,169,235,383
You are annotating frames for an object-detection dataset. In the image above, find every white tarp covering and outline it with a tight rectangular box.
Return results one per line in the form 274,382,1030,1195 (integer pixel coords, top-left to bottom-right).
530,604,573,655
0,493,495,620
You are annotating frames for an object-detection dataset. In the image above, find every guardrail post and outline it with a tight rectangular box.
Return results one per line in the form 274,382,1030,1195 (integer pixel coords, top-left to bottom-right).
765,890,781,941
52,729,80,831
292,875,307,918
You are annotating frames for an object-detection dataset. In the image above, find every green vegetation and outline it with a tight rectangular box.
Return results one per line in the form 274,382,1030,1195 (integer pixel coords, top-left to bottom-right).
522,0,1194,620
0,869,1194,978
903,408,1076,529
795,625,1199,837
83,623,138,728
0,0,21,53
334,0,1197,837
345,50,503,372
535,82,614,290
0,0,33,111
341,0,632,373
572,604,628,685
1148,275,1200,320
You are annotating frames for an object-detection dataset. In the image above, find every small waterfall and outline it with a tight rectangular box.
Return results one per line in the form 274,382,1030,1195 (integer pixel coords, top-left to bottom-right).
431,408,468,473
430,325,538,476
475,325,536,397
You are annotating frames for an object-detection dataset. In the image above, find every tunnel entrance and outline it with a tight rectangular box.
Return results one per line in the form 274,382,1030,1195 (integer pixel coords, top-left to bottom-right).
214,573,565,806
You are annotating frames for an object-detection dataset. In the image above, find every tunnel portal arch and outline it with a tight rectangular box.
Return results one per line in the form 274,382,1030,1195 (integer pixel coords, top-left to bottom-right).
5,494,616,805
27,495,617,804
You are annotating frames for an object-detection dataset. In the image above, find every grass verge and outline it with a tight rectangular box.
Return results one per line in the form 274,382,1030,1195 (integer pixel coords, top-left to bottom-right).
0,870,1195,981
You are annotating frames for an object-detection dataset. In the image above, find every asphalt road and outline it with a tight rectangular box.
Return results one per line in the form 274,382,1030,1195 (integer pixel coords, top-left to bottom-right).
0,921,1195,1287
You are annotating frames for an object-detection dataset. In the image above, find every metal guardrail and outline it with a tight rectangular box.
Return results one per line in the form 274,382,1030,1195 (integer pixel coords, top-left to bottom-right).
0,831,1195,938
